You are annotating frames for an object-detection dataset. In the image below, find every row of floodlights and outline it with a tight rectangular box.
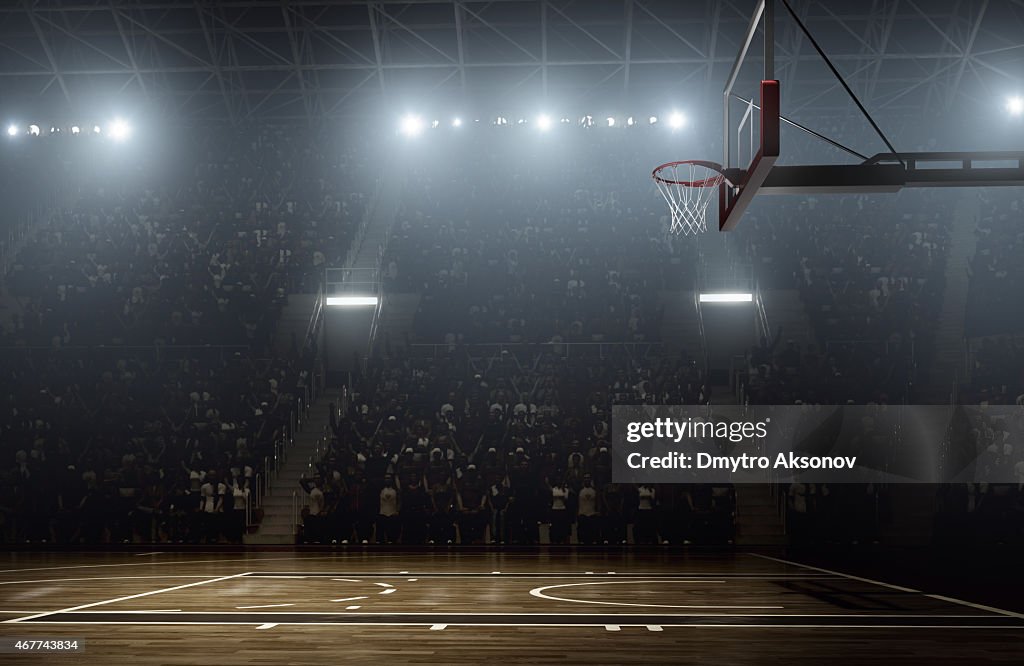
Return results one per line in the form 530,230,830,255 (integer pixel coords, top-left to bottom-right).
5,119,133,141
399,112,687,136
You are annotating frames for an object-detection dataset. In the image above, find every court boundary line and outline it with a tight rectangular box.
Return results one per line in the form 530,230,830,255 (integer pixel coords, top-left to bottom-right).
747,553,1024,620
3,572,251,624
14,620,1024,629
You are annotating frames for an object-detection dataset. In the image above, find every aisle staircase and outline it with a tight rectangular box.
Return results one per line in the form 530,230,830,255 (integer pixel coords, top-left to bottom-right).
734,485,788,545
374,293,421,355
245,399,333,544
658,290,702,359
922,195,978,403
272,293,319,356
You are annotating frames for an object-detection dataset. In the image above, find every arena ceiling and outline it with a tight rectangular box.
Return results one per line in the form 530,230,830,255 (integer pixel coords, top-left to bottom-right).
0,0,1022,122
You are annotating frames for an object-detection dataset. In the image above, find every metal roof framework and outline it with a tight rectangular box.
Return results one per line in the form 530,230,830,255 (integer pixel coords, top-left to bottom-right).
0,0,1021,123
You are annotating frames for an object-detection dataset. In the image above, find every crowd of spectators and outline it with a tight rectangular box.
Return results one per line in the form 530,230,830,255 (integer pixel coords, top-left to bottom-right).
0,126,368,543
967,191,1024,338
302,350,734,545
734,190,952,405
3,117,1022,545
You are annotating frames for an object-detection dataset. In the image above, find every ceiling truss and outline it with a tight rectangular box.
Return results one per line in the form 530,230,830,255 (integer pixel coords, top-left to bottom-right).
0,0,1020,122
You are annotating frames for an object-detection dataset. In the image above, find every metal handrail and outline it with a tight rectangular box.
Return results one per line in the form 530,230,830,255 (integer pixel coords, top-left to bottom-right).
694,290,711,391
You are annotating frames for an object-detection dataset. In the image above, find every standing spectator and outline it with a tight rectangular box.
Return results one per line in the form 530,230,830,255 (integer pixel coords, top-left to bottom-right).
377,475,400,544
577,474,600,544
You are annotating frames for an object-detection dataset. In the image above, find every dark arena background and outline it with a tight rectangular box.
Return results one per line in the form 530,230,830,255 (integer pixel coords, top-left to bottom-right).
1,1,1023,664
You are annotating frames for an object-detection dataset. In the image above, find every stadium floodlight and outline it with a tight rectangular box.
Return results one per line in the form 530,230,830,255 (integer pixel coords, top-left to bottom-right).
536,114,553,131
400,114,424,137
699,292,753,303
109,119,132,141
93,125,101,134
71,125,81,135
627,117,635,127
6,125,17,137
28,124,40,136
326,296,379,307
669,112,686,129
606,117,616,127
649,115,658,125
1008,96,1024,116
452,117,463,127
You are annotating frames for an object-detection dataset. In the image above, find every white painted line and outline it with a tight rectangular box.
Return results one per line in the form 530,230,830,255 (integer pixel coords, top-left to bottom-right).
646,625,663,632
605,625,621,631
19,620,1024,629
374,582,393,588
255,576,307,580
585,571,594,575
379,588,396,595
747,553,1024,620
4,572,250,624
926,594,1024,620
95,606,182,610
330,596,368,603
236,604,295,609
256,623,277,630
345,606,361,610
529,580,782,610
399,571,409,574
47,611,994,618
0,575,222,586
491,571,500,574
332,579,363,583
407,579,418,582
430,624,447,631
607,571,616,574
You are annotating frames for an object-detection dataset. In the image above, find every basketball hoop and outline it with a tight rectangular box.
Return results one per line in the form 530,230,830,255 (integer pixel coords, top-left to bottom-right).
652,160,730,236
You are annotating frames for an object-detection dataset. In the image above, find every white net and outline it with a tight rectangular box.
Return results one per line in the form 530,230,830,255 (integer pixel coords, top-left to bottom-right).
653,161,726,236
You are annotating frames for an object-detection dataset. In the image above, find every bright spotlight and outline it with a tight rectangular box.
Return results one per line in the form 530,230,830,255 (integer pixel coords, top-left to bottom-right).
6,125,17,137
326,296,379,307
93,125,101,134
28,124,40,136
627,117,635,126
71,125,81,135
649,115,658,125
669,112,686,129
400,114,424,137
699,293,753,303
1008,96,1024,116
606,117,616,127
560,117,571,124
452,117,463,127
536,114,552,131
109,119,132,141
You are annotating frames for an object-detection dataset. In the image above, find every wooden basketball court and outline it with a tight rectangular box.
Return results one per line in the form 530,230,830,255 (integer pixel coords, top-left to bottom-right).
0,550,1021,663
